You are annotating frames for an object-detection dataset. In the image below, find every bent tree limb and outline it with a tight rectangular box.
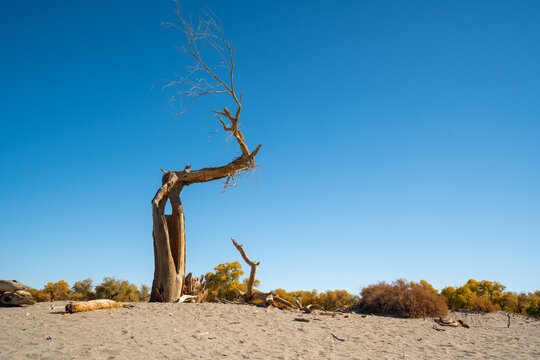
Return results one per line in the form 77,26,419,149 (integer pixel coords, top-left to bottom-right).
231,238,259,300
230,238,293,309
150,6,261,302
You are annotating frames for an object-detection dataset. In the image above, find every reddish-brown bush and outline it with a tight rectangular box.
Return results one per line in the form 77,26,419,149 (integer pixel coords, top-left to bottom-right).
359,279,448,318
469,296,497,313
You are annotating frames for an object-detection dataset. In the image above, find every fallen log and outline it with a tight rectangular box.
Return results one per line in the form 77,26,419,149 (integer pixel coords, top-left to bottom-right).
458,319,470,328
0,290,36,306
294,301,328,314
65,299,134,313
306,304,326,313
0,280,28,293
434,317,469,328
214,297,238,305
176,295,198,303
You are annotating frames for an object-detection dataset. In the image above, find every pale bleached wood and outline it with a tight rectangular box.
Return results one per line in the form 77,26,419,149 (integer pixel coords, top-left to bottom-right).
65,299,133,313
177,295,197,303
0,280,28,293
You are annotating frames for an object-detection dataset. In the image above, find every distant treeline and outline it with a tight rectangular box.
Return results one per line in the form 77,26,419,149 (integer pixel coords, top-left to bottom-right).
28,278,149,303
357,279,540,318
28,263,540,319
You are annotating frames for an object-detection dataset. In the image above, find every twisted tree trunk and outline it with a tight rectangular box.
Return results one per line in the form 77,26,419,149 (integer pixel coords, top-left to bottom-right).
150,7,261,302
150,150,260,302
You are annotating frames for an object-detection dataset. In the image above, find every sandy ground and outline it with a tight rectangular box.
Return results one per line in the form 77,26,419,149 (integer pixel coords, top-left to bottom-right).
1,302,539,359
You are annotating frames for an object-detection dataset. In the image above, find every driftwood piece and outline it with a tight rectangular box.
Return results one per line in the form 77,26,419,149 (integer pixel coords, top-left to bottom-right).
0,280,28,293
65,299,133,313
182,273,208,303
331,333,345,342
176,295,197,303
458,320,470,328
214,297,238,305
0,290,36,306
294,301,327,314
306,304,326,313
434,317,469,328
272,295,294,309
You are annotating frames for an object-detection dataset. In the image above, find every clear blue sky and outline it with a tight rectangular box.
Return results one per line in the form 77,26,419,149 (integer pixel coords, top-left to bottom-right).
1,0,539,295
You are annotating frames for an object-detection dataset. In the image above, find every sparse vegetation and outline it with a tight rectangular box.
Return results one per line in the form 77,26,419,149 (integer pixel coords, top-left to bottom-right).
22,273,540,320
358,279,448,318
205,261,357,310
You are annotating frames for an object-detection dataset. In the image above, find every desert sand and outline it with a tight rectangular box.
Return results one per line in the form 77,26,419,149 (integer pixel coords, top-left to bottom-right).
1,302,539,359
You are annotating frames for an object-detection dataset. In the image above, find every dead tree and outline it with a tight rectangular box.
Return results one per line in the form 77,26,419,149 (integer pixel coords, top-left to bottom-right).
231,239,293,309
150,5,261,302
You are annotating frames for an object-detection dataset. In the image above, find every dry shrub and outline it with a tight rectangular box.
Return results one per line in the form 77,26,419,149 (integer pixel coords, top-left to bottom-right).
359,279,448,318
469,296,497,313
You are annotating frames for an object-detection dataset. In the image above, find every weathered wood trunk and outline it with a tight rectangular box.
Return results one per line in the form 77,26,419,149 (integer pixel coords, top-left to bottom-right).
0,280,35,306
150,153,259,303
150,175,186,302
150,8,261,302
0,280,27,292
0,291,35,306
65,299,132,313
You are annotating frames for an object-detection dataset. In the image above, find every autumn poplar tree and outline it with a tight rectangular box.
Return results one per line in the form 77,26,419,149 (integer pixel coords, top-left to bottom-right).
150,4,261,302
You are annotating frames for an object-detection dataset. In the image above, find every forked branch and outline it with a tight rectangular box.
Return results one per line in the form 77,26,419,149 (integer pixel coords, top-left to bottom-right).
231,238,259,300
161,1,261,187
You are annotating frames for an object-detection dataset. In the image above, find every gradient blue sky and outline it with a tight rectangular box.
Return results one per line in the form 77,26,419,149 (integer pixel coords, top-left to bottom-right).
1,1,539,294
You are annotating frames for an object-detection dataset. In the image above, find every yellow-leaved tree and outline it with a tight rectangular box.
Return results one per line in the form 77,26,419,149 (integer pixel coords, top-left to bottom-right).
205,262,260,302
